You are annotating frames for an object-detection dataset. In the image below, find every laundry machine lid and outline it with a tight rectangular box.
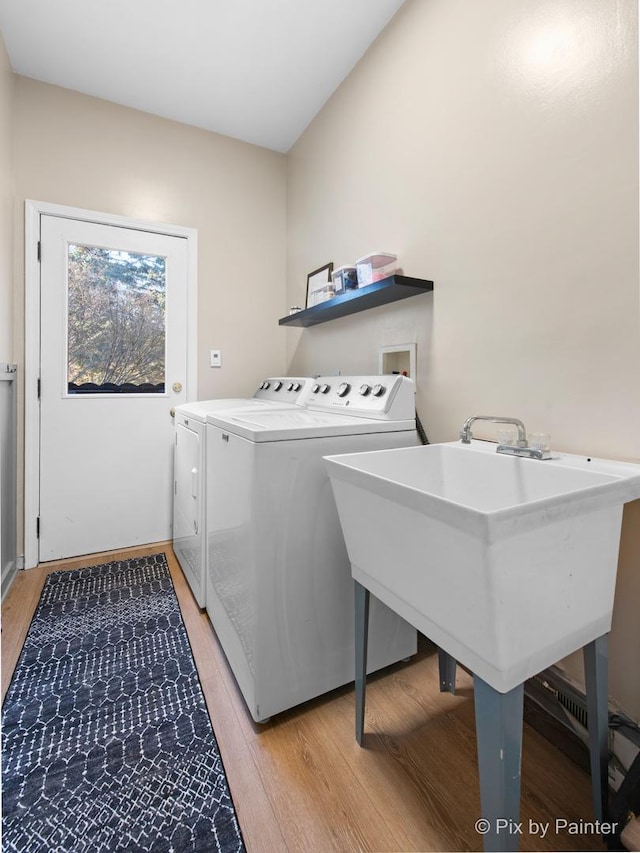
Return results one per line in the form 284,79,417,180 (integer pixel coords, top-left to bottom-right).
175,398,263,423
207,408,416,442
174,377,313,422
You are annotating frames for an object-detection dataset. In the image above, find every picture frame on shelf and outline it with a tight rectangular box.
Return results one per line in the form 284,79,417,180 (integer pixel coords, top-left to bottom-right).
305,262,334,308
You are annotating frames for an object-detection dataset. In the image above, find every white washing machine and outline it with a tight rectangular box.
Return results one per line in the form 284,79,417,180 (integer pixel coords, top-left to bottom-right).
205,375,419,722
173,378,312,607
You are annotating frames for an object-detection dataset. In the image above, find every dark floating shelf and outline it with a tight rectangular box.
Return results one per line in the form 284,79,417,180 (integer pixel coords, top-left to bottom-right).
278,274,434,328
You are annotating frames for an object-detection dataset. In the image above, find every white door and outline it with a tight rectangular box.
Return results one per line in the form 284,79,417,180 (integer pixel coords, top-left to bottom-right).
39,215,189,561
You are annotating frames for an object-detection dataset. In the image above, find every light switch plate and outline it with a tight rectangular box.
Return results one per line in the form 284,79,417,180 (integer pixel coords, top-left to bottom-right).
210,349,222,368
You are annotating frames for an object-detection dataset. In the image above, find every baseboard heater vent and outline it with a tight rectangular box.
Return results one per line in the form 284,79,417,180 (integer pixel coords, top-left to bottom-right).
525,666,640,850
528,668,589,732
525,665,640,781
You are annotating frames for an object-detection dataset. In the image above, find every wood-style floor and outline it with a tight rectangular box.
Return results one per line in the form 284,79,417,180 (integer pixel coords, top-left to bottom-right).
2,544,606,853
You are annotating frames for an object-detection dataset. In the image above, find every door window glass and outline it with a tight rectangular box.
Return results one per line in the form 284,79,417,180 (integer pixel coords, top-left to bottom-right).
67,244,166,394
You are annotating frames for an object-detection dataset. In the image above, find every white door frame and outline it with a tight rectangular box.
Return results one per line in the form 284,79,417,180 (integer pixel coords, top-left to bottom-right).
24,200,198,569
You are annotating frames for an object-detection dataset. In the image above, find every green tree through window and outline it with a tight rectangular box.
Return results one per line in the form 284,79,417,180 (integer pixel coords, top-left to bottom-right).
67,244,166,392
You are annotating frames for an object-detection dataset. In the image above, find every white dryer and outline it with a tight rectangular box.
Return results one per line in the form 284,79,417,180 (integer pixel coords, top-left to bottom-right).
205,375,419,722
173,378,312,607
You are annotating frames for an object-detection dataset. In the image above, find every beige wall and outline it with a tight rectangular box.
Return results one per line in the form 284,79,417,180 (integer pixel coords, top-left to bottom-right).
286,0,640,718
0,33,14,361
13,76,288,400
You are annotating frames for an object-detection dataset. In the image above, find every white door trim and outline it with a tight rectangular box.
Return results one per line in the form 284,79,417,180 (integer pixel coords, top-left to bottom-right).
24,199,198,569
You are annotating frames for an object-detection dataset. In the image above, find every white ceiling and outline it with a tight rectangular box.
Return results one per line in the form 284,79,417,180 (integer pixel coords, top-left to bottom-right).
0,0,406,153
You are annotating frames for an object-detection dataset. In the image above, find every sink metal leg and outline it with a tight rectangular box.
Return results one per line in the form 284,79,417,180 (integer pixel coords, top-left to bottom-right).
584,633,609,822
354,580,370,746
438,648,457,694
473,675,524,853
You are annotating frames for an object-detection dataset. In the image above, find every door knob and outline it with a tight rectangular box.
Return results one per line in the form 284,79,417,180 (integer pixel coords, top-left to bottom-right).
172,382,183,393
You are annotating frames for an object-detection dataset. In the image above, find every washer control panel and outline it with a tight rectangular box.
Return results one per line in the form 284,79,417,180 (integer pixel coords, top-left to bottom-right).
254,378,311,405
307,375,415,420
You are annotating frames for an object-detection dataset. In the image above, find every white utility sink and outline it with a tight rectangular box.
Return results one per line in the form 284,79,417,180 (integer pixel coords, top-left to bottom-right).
324,440,640,692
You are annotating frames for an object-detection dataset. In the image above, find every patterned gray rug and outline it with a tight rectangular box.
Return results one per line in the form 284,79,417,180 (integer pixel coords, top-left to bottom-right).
2,552,245,853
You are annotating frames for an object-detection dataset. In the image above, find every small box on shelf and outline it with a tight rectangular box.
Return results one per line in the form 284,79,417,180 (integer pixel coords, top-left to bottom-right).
356,252,398,287
332,265,358,293
308,284,336,306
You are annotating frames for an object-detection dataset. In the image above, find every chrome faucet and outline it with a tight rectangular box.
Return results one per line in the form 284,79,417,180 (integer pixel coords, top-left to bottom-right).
460,416,527,445
459,415,551,459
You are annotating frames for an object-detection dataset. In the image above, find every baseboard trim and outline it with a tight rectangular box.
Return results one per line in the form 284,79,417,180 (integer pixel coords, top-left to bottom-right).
1,558,19,603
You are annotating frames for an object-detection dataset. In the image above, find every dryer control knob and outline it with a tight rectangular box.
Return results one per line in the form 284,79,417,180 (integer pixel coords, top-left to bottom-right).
293,382,301,391
312,383,320,393
320,383,331,394
263,381,271,389
273,381,282,391
287,382,294,391
372,383,386,397
337,382,351,397
359,384,371,396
